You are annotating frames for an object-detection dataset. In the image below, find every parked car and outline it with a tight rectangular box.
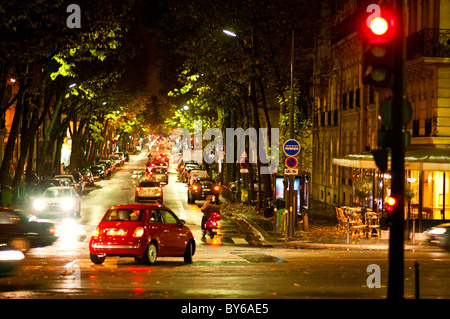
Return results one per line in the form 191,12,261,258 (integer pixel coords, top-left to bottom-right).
135,180,163,202
148,167,168,184
113,152,126,163
89,204,195,265
0,207,57,252
98,159,114,176
425,223,450,251
81,169,95,187
65,171,87,193
54,174,82,194
33,186,81,218
90,164,106,179
187,177,221,203
108,154,123,167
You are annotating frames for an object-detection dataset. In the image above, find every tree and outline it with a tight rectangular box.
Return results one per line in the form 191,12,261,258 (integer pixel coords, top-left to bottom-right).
153,0,318,206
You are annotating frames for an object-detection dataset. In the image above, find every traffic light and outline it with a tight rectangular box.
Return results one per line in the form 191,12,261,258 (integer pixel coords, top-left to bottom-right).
362,10,395,87
385,196,397,212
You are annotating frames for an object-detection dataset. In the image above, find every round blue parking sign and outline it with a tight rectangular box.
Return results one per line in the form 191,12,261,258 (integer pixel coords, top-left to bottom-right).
283,139,300,157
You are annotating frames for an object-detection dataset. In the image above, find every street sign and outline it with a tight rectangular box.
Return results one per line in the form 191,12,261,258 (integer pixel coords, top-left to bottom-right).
283,139,301,156
284,168,298,175
240,159,249,169
285,156,298,169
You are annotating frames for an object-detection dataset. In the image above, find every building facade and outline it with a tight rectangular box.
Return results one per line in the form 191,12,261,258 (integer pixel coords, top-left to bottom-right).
311,0,450,223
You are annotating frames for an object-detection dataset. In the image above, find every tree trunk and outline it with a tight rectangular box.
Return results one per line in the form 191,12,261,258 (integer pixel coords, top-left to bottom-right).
0,84,25,186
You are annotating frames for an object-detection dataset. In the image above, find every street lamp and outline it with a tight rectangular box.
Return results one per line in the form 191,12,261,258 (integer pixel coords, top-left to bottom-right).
222,29,237,37
183,105,189,110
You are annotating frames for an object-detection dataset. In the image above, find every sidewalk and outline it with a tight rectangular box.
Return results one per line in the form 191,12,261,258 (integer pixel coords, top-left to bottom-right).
222,200,440,251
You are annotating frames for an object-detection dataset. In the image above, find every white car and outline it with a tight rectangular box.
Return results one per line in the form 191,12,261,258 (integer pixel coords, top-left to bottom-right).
188,170,208,185
33,186,81,218
135,180,163,202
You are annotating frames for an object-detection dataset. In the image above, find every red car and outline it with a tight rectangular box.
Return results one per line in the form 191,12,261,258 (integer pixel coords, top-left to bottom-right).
89,204,195,265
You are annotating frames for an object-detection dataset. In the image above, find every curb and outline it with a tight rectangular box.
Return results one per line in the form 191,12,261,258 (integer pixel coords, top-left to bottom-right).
230,208,441,251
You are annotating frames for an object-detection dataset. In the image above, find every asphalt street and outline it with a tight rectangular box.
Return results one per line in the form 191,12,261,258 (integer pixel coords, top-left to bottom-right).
1,149,450,301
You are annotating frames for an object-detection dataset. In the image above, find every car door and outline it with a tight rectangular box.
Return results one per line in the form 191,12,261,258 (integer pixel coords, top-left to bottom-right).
157,208,186,256
147,209,170,255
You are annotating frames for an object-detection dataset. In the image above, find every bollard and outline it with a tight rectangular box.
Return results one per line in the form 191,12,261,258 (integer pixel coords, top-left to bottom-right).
347,218,350,244
414,261,420,299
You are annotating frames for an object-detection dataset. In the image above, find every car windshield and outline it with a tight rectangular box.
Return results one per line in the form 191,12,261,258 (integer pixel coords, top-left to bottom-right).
103,209,142,221
43,188,73,198
139,181,160,187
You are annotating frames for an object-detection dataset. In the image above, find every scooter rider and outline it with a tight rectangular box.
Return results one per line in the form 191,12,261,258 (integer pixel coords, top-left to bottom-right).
201,195,220,239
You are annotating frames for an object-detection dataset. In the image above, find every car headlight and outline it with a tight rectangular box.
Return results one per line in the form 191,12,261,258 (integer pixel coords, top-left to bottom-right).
33,199,46,211
61,197,75,209
0,250,25,261
428,228,447,236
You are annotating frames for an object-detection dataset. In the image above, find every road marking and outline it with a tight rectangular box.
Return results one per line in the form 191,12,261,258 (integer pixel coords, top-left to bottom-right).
231,237,249,245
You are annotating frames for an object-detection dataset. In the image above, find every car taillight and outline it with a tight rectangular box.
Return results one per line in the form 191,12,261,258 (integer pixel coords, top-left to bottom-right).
136,187,141,192
158,187,162,192
193,185,198,191
133,227,145,238
214,186,220,191
92,227,100,238
49,226,56,235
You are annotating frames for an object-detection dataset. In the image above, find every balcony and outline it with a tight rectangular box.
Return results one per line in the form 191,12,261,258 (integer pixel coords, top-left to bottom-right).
407,28,450,60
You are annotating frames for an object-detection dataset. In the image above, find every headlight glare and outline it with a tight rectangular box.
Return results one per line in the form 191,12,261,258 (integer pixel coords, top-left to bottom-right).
429,228,447,235
33,199,46,211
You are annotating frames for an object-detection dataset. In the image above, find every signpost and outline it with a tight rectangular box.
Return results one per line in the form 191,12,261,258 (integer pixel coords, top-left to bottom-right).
283,139,300,238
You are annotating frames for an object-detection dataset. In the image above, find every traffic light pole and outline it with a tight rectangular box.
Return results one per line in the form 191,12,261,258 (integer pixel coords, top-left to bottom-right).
388,0,406,299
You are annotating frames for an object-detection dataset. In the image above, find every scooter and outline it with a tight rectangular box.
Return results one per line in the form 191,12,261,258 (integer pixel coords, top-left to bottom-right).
202,212,221,239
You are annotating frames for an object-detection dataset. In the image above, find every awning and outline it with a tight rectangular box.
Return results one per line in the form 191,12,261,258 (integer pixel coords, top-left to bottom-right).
333,148,450,171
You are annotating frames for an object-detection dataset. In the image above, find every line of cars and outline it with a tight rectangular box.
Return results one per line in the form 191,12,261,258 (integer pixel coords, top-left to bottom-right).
177,161,221,204
134,152,170,203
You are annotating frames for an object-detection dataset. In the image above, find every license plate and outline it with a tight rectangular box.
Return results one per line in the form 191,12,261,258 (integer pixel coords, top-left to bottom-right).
203,189,210,191
106,228,127,236
156,176,162,180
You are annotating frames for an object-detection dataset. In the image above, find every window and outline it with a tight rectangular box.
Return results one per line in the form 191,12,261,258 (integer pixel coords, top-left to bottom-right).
140,181,160,187
349,90,354,109
355,88,360,107
103,209,142,221
159,209,178,224
150,210,160,222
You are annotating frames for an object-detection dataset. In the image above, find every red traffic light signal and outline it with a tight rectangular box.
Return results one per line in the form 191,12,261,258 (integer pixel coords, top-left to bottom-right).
362,10,395,88
385,196,397,212
370,17,388,35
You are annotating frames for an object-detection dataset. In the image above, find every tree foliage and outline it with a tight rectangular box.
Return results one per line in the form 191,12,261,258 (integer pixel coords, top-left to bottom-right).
0,0,152,192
